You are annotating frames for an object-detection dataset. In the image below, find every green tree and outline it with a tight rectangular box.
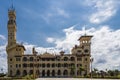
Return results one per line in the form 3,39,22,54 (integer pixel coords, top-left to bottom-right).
69,65,75,76
79,66,85,77
114,69,119,77
92,68,99,77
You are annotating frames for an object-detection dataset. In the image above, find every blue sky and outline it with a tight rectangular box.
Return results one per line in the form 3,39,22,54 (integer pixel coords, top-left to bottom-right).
0,0,120,47
0,0,120,72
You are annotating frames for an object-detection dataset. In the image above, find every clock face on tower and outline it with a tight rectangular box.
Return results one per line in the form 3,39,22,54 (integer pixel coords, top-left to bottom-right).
84,49,89,53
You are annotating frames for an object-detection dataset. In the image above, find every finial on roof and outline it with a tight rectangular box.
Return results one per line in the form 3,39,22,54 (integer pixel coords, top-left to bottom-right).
83,25,87,36
9,0,15,11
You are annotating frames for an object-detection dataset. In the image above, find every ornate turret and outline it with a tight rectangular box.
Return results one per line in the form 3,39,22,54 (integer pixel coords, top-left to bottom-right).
7,5,16,47
72,28,93,55
78,35,93,46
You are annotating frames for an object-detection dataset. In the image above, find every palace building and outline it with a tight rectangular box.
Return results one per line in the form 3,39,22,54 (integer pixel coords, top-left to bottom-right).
6,6,93,78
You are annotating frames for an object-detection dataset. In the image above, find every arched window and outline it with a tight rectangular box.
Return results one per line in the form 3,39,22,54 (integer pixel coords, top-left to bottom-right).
23,57,27,61
64,63,68,67
30,63,33,67
70,57,75,61
83,41,85,43
57,70,61,75
64,57,68,61
47,70,50,77
52,63,55,67
29,70,33,75
10,70,12,76
58,63,61,67
77,70,79,75
42,63,45,68
84,49,89,53
63,70,68,76
70,70,75,75
23,63,27,68
23,70,27,76
42,70,45,77
29,57,34,61
16,70,20,76
52,70,55,76
47,63,50,68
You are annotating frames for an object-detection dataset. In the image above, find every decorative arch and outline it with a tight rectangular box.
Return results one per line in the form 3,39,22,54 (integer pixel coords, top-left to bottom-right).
57,70,61,76
52,63,55,67
23,70,27,76
64,63,68,67
42,70,45,77
23,63,27,68
23,57,27,61
47,63,50,68
64,57,68,61
16,70,21,76
70,57,75,61
63,70,68,76
10,70,12,76
47,70,50,77
58,63,61,67
70,70,75,75
52,70,55,76
29,57,34,61
29,70,33,75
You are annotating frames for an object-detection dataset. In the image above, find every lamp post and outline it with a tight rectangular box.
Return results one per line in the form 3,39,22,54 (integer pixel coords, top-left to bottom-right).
90,57,93,79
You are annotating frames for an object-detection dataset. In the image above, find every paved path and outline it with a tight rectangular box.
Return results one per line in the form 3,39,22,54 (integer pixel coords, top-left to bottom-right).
36,78,119,80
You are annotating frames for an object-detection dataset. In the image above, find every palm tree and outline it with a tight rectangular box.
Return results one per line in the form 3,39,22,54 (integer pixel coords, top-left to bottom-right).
79,66,85,77
93,68,98,77
114,69,119,77
69,65,75,77
108,70,114,77
100,70,105,78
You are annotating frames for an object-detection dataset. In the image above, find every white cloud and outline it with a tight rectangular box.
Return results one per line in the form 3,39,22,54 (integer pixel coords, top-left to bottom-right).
24,43,61,55
41,7,69,23
87,0,119,24
0,35,6,40
47,25,120,70
46,37,55,43
56,7,69,18
0,35,7,73
1,25,120,73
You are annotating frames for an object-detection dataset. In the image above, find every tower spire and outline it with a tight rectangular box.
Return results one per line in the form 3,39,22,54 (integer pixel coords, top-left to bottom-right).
83,25,87,36
11,0,14,9
9,0,15,11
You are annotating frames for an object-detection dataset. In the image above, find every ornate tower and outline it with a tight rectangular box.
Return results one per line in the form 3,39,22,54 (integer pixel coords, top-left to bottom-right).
7,6,16,47
78,35,93,54
6,4,26,77
6,5,17,77
72,34,93,76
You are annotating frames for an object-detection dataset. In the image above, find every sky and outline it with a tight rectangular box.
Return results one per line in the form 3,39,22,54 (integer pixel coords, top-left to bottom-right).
0,0,120,73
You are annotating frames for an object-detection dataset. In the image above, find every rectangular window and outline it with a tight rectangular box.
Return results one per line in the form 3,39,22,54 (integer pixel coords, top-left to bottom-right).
16,58,21,61
77,58,82,61
19,64,21,68
16,64,18,68
19,49,21,51
85,58,87,61
10,65,12,68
